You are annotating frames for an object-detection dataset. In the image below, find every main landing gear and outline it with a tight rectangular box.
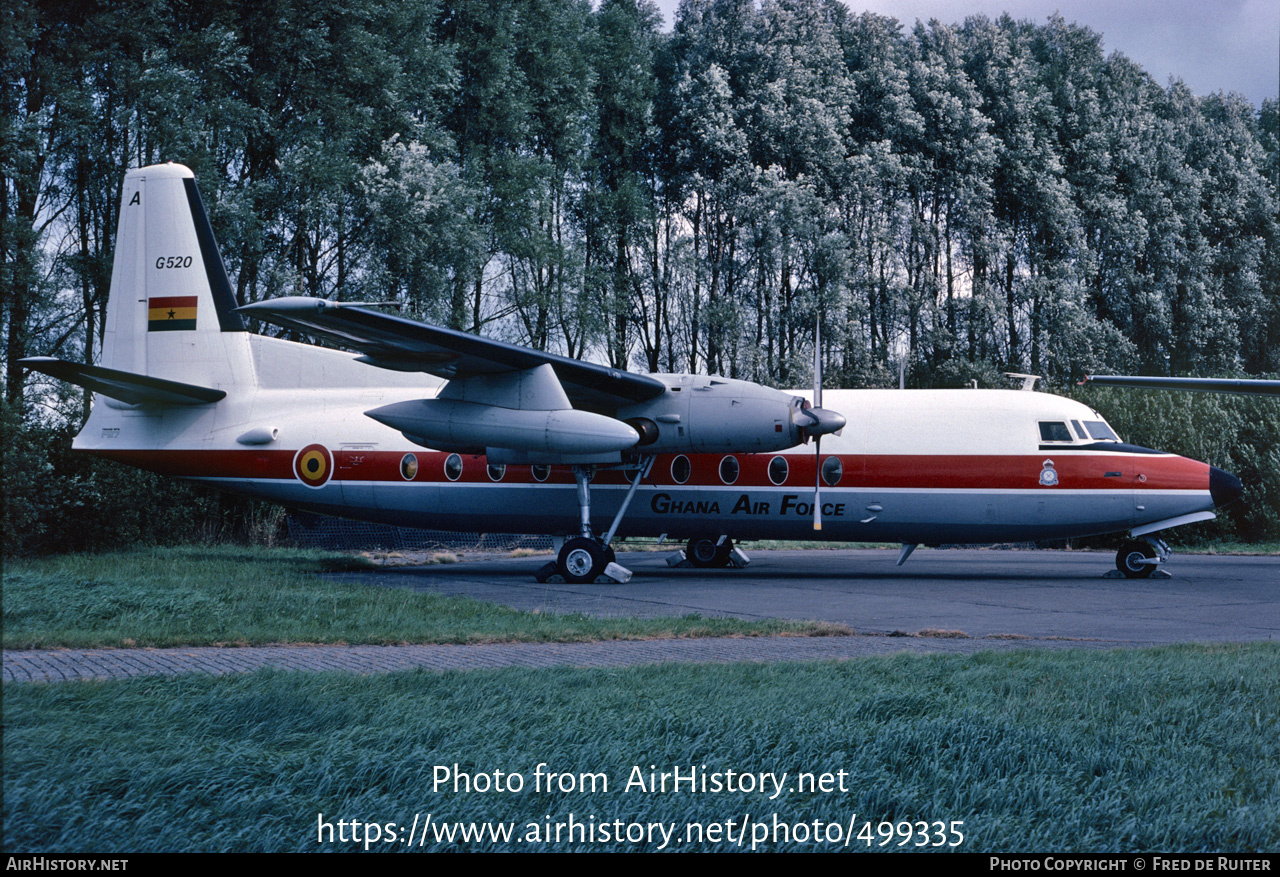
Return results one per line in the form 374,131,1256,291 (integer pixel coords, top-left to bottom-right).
1112,537,1172,579
536,461,650,584
686,536,732,568
555,537,618,585
666,535,750,569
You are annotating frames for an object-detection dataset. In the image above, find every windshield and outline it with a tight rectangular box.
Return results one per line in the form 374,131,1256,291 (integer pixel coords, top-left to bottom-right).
1039,421,1073,442
1083,420,1120,442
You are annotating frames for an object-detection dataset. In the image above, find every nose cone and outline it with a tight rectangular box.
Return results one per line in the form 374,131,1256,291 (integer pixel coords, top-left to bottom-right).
1210,466,1243,507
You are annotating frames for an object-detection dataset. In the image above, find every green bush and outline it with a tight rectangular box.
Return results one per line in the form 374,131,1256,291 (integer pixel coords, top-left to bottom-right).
2,400,284,556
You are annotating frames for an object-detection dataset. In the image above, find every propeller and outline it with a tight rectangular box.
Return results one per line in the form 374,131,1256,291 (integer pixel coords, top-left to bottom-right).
804,320,848,530
790,320,845,529
814,322,823,530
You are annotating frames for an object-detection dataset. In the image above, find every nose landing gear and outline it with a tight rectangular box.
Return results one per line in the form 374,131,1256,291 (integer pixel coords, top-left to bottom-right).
1113,537,1172,579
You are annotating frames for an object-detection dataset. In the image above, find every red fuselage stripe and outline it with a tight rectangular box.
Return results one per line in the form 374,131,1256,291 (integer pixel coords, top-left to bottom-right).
89,449,1211,492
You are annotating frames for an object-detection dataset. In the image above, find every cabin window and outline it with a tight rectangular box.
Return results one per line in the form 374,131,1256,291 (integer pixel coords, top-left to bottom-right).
719,455,739,485
487,462,506,482
444,453,463,481
1084,420,1120,442
1039,421,1073,442
768,455,789,485
531,464,551,482
399,453,418,481
671,455,691,484
822,456,843,486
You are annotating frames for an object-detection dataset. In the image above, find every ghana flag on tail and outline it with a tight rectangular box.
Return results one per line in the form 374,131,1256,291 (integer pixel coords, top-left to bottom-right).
148,296,197,331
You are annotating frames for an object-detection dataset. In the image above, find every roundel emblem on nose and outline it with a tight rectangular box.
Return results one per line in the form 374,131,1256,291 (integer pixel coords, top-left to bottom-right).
293,444,332,488
1039,459,1059,487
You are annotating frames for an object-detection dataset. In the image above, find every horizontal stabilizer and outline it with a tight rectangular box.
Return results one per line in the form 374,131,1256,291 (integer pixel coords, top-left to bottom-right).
20,357,225,406
236,297,666,409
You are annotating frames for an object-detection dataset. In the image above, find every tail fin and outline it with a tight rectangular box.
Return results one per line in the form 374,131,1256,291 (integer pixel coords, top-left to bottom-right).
99,162,253,389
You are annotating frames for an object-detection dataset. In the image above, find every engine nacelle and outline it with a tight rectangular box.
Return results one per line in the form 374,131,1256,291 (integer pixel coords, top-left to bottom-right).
616,375,808,454
366,398,639,456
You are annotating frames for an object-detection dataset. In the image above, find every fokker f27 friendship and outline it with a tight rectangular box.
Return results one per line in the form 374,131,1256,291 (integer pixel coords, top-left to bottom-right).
23,163,1246,583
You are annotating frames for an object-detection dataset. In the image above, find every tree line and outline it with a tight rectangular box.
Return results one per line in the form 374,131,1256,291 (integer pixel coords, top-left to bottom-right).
3,0,1278,549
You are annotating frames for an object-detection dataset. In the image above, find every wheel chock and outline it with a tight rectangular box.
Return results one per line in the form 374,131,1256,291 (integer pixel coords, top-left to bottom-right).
602,562,632,584
1103,567,1173,579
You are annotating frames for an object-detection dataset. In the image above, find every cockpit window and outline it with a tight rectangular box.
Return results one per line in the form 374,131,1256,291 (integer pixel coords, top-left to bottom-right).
1084,420,1120,442
1039,421,1073,442
1071,420,1089,440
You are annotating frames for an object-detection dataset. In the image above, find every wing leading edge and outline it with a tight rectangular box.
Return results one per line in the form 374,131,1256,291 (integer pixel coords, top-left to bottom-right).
236,297,665,409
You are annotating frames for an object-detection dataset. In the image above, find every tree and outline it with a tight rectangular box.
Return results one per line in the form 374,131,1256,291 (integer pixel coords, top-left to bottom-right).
587,0,662,370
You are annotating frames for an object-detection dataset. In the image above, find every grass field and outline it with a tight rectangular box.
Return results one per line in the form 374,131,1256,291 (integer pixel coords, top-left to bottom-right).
0,547,848,648
4,644,1277,852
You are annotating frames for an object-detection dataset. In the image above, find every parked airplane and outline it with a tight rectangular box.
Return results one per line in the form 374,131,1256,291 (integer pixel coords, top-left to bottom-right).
22,163,1244,582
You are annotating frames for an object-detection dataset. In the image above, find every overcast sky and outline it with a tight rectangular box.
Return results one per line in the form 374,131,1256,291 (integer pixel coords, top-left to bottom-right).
650,0,1279,106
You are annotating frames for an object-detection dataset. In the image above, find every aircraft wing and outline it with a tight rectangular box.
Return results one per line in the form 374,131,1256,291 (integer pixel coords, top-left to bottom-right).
1081,375,1280,397
236,297,665,409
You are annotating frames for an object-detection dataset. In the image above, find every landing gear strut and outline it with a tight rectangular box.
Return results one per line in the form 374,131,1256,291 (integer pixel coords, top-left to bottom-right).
537,460,649,584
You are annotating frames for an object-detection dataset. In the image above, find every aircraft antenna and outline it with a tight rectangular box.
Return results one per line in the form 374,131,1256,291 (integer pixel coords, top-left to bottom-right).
1005,372,1041,391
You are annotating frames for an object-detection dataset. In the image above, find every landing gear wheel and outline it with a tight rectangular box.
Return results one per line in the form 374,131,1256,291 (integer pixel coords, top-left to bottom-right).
686,537,732,568
559,537,608,584
1116,540,1157,578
